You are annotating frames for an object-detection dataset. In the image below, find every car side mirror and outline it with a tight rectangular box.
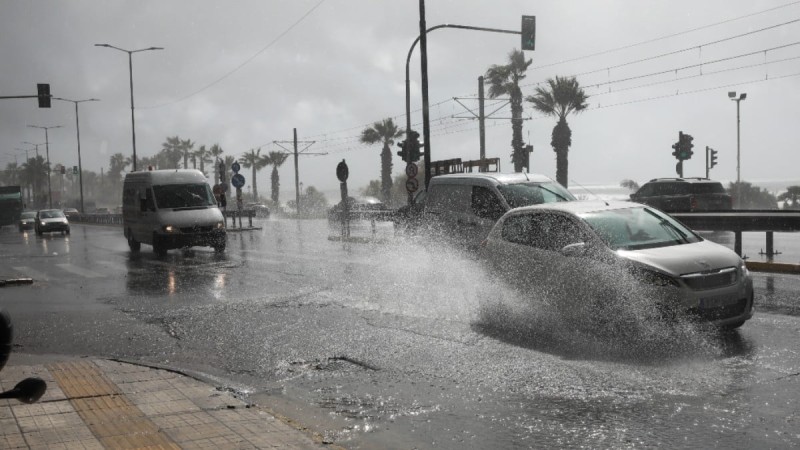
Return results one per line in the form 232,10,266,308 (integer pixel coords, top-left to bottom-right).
560,242,588,257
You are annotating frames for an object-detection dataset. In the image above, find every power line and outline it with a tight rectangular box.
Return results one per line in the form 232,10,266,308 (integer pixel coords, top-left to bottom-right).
141,0,328,109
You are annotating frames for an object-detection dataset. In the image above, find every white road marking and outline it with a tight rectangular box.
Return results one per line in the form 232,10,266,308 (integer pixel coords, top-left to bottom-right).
12,266,50,281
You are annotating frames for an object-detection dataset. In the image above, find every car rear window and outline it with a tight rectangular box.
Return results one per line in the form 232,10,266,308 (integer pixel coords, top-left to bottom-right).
690,183,726,194
497,182,576,208
650,183,690,195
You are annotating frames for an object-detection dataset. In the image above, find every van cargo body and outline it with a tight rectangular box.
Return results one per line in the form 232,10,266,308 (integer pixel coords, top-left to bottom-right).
122,169,226,255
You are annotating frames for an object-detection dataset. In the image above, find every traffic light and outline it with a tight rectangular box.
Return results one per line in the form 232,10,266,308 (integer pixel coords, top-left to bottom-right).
397,139,409,163
73,166,78,175
408,131,421,162
709,148,718,168
679,132,694,160
37,83,51,108
521,16,536,51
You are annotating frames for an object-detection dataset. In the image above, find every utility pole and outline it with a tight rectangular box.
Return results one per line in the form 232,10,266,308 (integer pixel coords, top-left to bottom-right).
273,129,323,216
28,125,62,208
418,0,431,189
479,76,485,162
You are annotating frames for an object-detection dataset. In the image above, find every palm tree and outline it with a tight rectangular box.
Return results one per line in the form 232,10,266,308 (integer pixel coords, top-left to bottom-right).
265,151,289,204
360,118,404,205
527,76,588,188
108,153,128,189
160,136,184,169
239,148,268,200
485,49,532,172
21,156,48,207
180,138,195,169
193,145,212,176
209,144,224,184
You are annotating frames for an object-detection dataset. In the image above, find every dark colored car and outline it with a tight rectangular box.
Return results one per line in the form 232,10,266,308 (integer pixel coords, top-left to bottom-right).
63,208,80,220
35,209,70,235
629,178,732,212
18,211,36,232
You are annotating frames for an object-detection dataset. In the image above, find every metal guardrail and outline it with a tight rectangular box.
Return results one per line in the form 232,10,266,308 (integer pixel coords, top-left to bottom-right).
672,210,800,257
70,214,123,225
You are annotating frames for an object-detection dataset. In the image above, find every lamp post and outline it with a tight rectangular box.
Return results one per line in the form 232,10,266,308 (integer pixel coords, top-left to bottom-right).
55,97,99,214
94,43,163,172
27,125,62,208
728,91,746,208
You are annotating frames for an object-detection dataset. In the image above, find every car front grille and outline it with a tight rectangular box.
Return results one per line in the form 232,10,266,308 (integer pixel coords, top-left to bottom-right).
681,268,738,290
179,225,214,233
687,297,748,321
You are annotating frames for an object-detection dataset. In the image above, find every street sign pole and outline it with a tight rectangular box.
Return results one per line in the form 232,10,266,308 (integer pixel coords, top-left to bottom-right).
336,159,350,239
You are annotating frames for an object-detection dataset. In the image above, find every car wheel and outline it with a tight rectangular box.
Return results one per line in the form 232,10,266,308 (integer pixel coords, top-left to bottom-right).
152,234,167,256
65,228,70,235
126,229,140,252
213,242,226,253
722,320,745,331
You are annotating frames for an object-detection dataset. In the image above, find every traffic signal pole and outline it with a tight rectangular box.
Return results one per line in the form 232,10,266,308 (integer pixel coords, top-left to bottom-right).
404,21,520,191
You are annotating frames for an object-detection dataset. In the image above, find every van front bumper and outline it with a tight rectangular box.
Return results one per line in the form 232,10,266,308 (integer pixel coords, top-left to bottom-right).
156,229,226,249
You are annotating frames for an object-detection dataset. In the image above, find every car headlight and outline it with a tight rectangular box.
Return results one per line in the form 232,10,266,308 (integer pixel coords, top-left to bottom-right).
163,225,176,233
637,268,679,287
41,221,46,226
739,260,749,276
216,221,225,229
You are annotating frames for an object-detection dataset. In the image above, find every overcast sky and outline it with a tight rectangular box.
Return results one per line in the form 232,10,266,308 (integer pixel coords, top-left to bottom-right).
2,0,799,202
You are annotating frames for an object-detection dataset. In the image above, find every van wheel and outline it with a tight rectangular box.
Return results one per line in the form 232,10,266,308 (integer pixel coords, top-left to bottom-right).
213,242,226,253
127,230,140,252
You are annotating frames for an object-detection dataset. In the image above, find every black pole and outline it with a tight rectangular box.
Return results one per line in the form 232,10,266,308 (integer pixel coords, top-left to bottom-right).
294,128,300,215
418,0,431,189
479,76,486,165
75,103,85,214
44,129,52,208
128,52,137,172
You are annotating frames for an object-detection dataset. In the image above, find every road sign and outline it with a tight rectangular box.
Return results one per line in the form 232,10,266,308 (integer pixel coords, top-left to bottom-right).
231,173,245,189
336,160,349,182
405,162,418,178
231,161,241,173
406,177,419,193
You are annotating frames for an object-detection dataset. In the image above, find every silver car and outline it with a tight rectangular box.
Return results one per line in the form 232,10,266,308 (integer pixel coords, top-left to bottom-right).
35,209,70,236
481,201,754,329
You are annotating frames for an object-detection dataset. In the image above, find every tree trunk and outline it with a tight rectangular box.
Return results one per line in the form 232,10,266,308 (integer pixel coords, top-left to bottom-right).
271,166,280,204
381,144,393,206
510,87,525,172
251,166,258,199
551,117,572,188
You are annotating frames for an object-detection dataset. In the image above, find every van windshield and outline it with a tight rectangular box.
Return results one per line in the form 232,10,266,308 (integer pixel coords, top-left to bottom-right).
497,182,576,208
153,184,216,209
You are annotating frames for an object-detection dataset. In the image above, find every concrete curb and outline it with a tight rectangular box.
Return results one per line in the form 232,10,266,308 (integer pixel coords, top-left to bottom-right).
746,261,800,274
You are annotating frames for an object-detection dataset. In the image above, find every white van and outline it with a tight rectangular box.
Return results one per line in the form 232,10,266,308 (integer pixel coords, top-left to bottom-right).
423,172,575,246
122,169,226,255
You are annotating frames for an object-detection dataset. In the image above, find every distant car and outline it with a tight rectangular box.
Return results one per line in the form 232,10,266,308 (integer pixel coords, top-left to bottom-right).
93,207,111,215
629,178,732,212
328,196,389,222
63,208,80,220
18,211,36,232
35,209,70,236
480,200,754,330
245,203,270,218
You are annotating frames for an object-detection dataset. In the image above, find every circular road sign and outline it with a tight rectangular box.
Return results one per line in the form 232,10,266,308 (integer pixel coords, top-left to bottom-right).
231,173,246,189
336,160,349,182
405,162,418,178
405,177,419,193
231,161,241,173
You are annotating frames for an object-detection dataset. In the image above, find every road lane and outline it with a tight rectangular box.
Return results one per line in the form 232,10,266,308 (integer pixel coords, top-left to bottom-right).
1,220,800,448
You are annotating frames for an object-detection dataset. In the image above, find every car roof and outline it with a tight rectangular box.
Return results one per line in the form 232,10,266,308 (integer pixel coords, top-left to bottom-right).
431,172,554,184
37,209,62,213
644,177,722,184
509,200,641,215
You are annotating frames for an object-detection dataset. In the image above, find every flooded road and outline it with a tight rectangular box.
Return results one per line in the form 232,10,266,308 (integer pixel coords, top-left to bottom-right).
2,220,800,448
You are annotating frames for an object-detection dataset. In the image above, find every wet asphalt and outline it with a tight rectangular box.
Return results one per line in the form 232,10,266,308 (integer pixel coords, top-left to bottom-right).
1,220,800,449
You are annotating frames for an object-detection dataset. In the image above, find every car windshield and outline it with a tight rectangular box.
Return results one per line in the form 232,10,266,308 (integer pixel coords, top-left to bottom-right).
579,206,701,250
497,182,576,208
691,183,726,194
39,210,65,219
153,184,216,209
21,212,36,219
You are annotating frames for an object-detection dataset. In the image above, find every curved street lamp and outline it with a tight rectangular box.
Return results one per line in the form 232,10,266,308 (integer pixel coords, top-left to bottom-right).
94,44,163,172
54,98,99,214
728,91,746,208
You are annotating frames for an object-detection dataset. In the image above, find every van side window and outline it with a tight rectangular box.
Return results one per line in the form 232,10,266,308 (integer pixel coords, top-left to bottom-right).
122,187,136,206
428,184,470,212
144,188,155,211
472,186,505,221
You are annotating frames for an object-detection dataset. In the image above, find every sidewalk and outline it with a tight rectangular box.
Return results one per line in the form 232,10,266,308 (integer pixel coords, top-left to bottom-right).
0,355,328,449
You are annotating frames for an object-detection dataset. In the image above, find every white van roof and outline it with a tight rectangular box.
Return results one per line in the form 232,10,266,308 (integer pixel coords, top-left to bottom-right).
124,169,209,185
430,172,555,185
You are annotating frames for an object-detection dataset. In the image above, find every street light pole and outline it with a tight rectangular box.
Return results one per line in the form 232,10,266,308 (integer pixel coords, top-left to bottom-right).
21,142,43,206
55,98,99,214
728,91,746,208
27,125,62,208
95,44,163,172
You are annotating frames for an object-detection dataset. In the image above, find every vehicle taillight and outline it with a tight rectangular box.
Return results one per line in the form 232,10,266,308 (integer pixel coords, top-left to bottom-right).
690,196,698,211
